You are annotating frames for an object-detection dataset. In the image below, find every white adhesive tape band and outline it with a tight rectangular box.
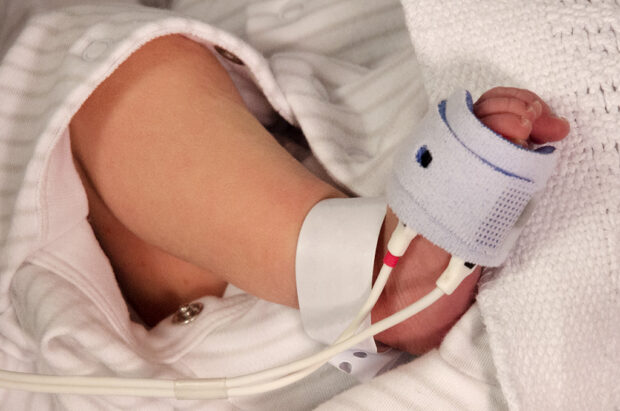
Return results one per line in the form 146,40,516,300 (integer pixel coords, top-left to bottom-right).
295,197,387,352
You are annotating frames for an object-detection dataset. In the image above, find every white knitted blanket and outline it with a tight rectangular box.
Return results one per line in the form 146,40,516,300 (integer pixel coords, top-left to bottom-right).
400,1,619,409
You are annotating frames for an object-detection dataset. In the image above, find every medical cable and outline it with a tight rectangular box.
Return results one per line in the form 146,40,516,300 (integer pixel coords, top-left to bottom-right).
219,236,478,399
223,222,417,391
0,287,442,399
220,288,445,399
247,222,420,393
0,221,477,399
336,222,417,342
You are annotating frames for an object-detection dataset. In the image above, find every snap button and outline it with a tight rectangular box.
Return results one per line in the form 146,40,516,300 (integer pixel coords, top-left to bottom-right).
214,45,244,65
81,40,109,61
172,302,204,324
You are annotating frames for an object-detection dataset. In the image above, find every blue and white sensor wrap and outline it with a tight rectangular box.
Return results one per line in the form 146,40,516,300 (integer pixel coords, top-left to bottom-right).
387,89,558,267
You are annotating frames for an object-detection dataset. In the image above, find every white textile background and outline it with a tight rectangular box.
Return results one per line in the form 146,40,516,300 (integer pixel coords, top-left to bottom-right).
400,1,619,410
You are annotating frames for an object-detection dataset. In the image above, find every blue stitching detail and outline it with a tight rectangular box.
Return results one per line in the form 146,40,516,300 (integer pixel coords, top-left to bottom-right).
416,145,427,163
535,145,556,154
465,90,474,111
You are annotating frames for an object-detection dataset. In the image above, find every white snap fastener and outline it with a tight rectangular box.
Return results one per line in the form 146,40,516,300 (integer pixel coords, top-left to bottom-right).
172,302,204,324
214,45,244,65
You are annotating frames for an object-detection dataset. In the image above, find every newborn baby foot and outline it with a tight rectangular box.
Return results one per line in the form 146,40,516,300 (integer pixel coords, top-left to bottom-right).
372,87,570,354
473,87,570,147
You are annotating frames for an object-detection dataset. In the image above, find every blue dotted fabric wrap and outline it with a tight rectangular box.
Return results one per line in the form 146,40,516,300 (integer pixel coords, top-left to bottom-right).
387,89,558,266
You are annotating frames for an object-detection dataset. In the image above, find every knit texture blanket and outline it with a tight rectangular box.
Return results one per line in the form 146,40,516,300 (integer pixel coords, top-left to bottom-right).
400,1,620,409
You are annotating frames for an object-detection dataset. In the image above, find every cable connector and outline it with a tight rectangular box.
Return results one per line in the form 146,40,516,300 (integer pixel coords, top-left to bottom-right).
386,223,417,257
435,257,477,295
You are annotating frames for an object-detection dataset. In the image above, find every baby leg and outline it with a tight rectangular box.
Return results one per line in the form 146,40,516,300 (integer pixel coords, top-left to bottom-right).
70,34,344,322
372,87,570,353
69,34,494,354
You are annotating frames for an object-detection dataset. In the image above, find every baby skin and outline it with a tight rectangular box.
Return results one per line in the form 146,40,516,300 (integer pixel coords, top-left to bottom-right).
69,35,569,355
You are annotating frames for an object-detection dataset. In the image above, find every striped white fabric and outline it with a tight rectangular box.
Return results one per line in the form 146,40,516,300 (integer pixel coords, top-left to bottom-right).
0,1,504,410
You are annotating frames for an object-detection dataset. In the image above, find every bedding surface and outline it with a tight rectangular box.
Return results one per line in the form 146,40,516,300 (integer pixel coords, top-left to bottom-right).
400,0,620,409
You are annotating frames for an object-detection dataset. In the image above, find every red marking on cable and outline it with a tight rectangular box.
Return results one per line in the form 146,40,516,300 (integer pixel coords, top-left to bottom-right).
383,251,400,268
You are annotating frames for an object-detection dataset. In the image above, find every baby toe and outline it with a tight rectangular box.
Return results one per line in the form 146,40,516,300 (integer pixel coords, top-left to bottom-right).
479,113,532,146
530,114,570,143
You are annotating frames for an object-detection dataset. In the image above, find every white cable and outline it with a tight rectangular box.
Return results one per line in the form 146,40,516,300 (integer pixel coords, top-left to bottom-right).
0,225,410,398
227,232,483,399
181,228,477,398
0,288,445,400
225,223,417,389
338,223,417,341
0,221,477,400
176,287,445,399
336,263,392,343
221,264,403,395
220,224,417,398
435,256,477,294
0,370,176,397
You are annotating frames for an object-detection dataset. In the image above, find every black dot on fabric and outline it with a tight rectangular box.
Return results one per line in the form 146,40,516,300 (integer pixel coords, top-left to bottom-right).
464,262,475,269
353,351,368,358
416,146,433,168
